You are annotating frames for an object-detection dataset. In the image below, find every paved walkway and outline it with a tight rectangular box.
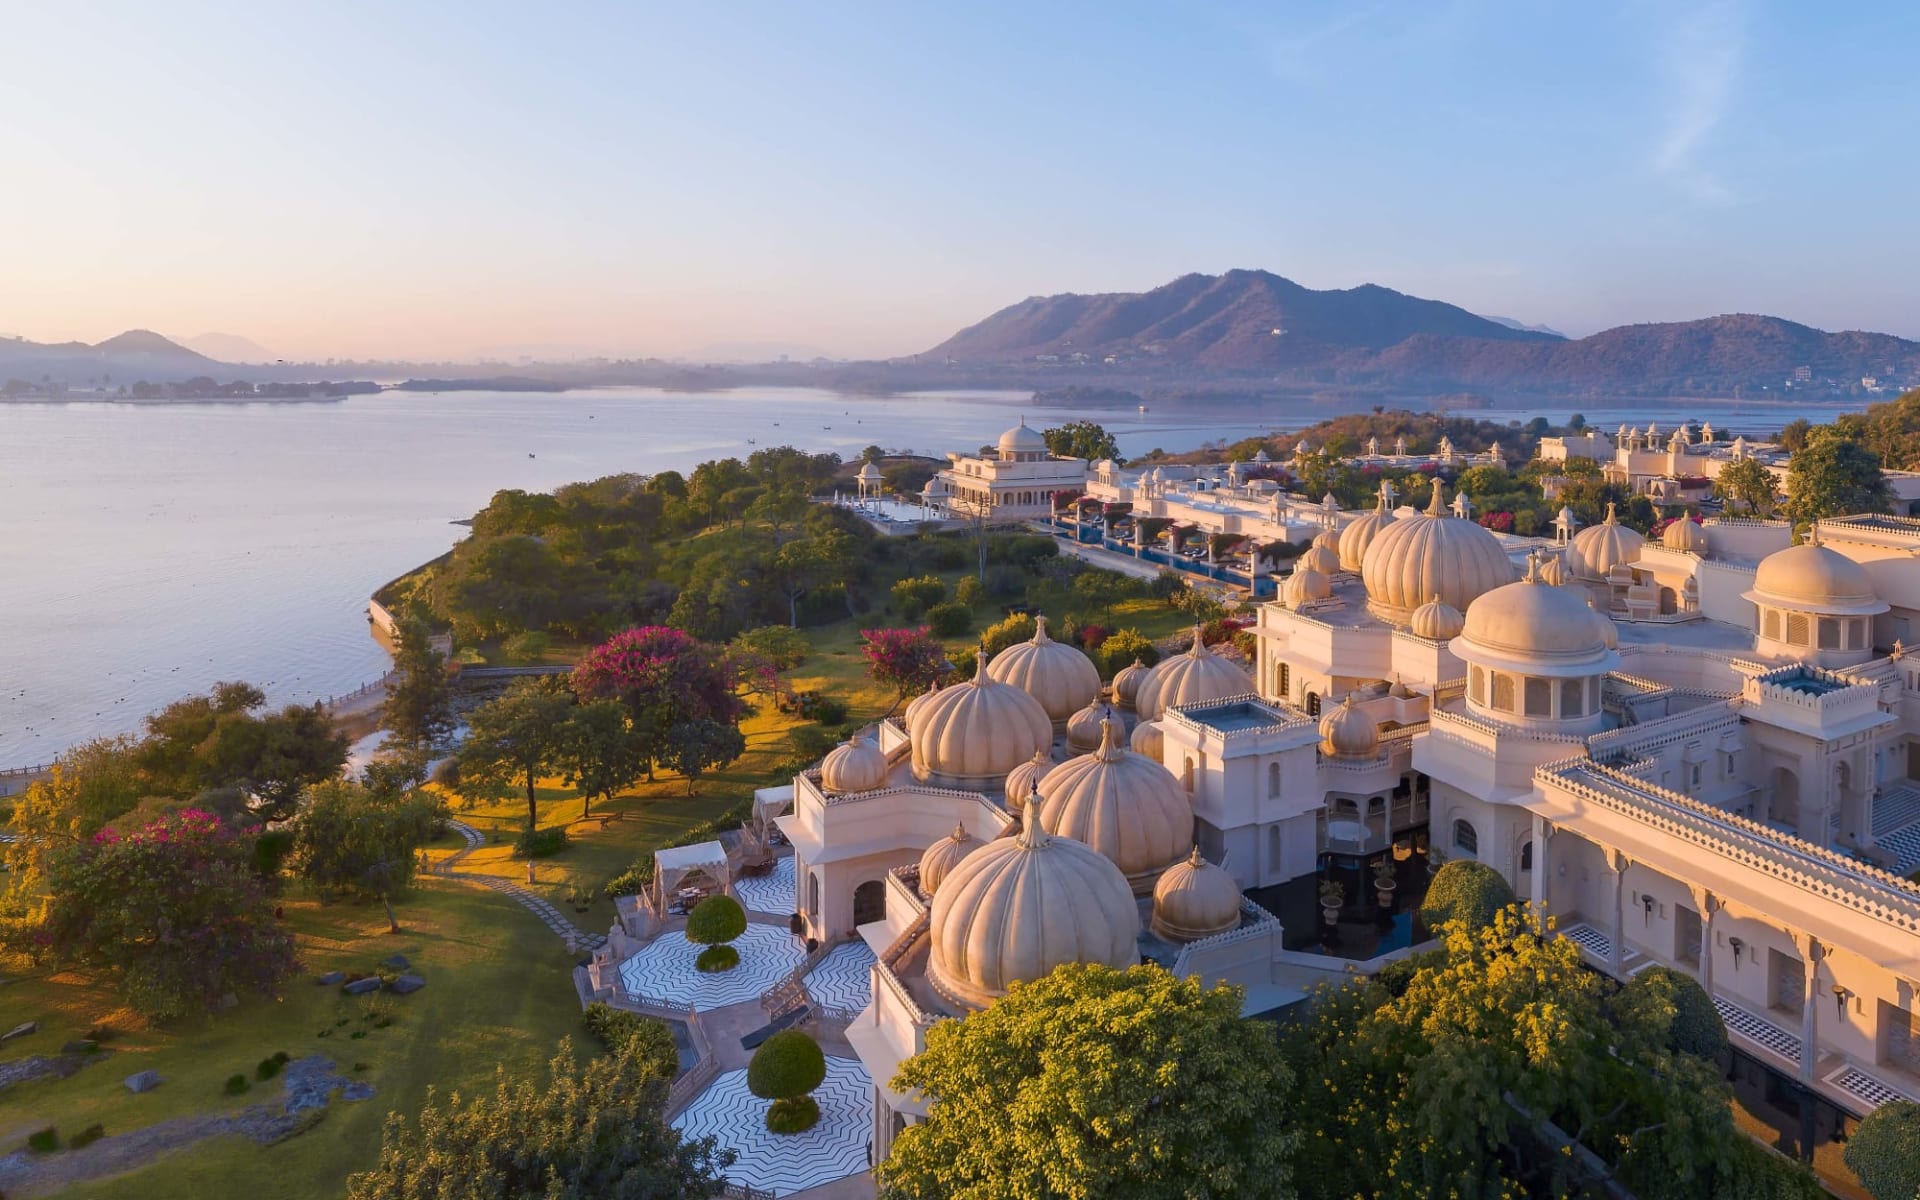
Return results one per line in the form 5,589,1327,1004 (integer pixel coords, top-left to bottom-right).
436,820,607,952
736,855,797,916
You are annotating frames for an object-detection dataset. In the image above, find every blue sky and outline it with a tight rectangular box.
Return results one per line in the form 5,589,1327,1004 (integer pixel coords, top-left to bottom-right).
1,1,1915,360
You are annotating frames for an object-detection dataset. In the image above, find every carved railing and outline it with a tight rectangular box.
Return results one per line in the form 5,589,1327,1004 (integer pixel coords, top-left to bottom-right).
1428,706,1589,747
759,936,839,1018
1169,897,1284,977
1163,694,1311,744
1587,701,1743,762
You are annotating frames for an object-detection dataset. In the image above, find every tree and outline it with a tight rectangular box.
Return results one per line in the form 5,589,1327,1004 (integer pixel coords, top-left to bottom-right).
3,736,146,893
1620,964,1728,1061
1843,1100,1920,1200
457,677,575,830
137,682,348,820
1098,628,1159,677
555,700,647,818
572,626,747,779
1777,418,1814,452
882,963,1294,1199
384,619,455,752
19,810,298,1022
659,718,745,795
1713,456,1778,515
860,626,949,712
1418,859,1516,932
686,894,746,972
346,1036,729,1200
891,574,948,619
1786,430,1891,526
1042,420,1120,462
767,527,855,626
289,780,440,932
731,624,810,672
748,1029,827,1134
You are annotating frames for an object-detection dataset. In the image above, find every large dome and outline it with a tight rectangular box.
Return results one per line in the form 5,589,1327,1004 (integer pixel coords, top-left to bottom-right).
997,419,1050,456
1338,491,1398,572
1111,658,1152,711
1360,485,1514,626
927,806,1140,1011
917,823,984,898
819,735,888,793
985,616,1100,726
1134,628,1252,720
911,648,1053,788
1150,848,1242,943
1569,503,1645,580
1298,542,1341,577
1453,573,1619,676
1746,536,1887,616
1035,720,1193,893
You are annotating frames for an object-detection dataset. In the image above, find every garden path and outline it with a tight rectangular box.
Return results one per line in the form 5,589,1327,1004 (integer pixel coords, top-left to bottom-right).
435,819,608,952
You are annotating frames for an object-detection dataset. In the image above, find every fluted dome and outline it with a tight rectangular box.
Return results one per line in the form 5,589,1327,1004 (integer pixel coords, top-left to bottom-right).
1285,565,1331,608
820,735,888,793
1134,629,1252,720
1111,658,1151,711
928,806,1140,1011
997,419,1049,456
1130,719,1164,761
1408,594,1465,641
1662,518,1708,554
1745,537,1886,616
985,616,1100,726
1536,551,1570,587
1360,485,1514,626
1004,749,1054,808
1454,574,1619,676
1035,720,1193,893
1318,694,1378,758
1338,494,1398,572
1066,699,1119,755
911,648,1053,788
1299,542,1341,576
917,823,984,898
1312,527,1341,553
1570,503,1645,580
1150,847,1242,943
903,679,943,737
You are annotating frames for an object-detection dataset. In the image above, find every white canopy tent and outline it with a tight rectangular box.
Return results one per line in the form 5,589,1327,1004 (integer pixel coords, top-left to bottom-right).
653,840,731,911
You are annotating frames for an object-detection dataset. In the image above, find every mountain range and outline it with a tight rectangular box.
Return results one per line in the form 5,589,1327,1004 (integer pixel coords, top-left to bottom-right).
922,269,1920,396
0,329,217,383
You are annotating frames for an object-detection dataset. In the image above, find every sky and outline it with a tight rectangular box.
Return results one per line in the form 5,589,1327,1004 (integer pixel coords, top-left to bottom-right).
2,0,1917,362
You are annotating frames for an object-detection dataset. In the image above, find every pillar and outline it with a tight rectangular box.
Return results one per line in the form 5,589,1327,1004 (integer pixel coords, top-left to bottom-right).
1688,883,1719,996
1529,815,1548,910
1604,846,1629,977
1792,930,1821,1084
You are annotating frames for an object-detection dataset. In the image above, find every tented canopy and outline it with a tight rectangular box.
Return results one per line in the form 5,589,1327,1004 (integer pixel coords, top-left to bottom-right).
654,840,730,907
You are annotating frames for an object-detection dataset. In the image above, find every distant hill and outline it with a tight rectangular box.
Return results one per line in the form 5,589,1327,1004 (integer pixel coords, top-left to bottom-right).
0,329,219,385
1480,314,1566,338
179,332,274,363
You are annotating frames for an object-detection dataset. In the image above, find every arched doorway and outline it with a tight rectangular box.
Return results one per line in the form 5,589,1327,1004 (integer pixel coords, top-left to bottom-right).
853,879,887,928
1767,767,1800,831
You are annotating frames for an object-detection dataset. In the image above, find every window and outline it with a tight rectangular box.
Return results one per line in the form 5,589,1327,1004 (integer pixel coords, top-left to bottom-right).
1268,762,1281,798
1690,764,1702,789
1306,692,1321,717
1491,673,1516,712
1762,609,1781,640
1524,677,1551,716
1520,840,1533,871
1786,612,1810,645
1675,906,1701,965
1183,756,1195,793
1274,661,1290,701
1268,825,1282,870
1469,665,1486,704
1560,678,1585,717
1453,819,1478,857
1818,618,1840,650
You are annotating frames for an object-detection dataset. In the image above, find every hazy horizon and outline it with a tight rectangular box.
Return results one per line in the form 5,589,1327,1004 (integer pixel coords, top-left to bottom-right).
4,2,1918,362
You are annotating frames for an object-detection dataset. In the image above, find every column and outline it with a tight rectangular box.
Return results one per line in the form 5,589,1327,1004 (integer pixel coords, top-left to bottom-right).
1604,846,1629,978
1688,883,1719,997
1529,815,1548,910
1792,930,1822,1084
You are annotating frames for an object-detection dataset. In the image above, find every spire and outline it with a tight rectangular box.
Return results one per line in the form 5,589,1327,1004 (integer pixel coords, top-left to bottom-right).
1032,614,1050,644
1096,717,1123,762
1425,482,1448,517
1189,624,1208,655
952,822,969,843
1016,786,1050,849
973,640,991,683
1603,501,1618,526
1187,845,1206,868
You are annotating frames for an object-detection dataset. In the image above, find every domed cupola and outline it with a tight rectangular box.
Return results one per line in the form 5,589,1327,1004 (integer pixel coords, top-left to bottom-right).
1317,694,1379,759
917,823,984,898
997,417,1051,460
1408,594,1465,642
1535,551,1570,587
1312,526,1340,552
1285,564,1332,608
1299,541,1341,577
1066,698,1120,755
1744,530,1887,666
1360,484,1515,627
819,734,888,793
1150,848,1242,943
1134,628,1252,720
1338,485,1399,572
910,646,1054,789
1451,560,1618,730
1570,503,1645,581
1662,518,1708,555
1004,748,1055,809
1035,719,1194,893
1111,658,1151,711
985,616,1101,728
927,803,1140,1012
1130,719,1164,761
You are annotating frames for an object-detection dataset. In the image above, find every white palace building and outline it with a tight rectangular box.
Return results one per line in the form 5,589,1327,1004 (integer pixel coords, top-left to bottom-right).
767,496,1920,1161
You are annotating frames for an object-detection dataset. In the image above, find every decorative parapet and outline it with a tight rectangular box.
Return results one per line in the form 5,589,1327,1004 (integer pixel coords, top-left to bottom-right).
1587,700,1744,763
1164,693,1313,745
1537,758,1920,933
1615,642,1772,677
1741,665,1885,724
1169,897,1285,977
1428,706,1590,748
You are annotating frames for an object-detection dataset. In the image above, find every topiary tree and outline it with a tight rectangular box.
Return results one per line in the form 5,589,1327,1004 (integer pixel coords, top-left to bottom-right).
1619,964,1728,1061
1844,1100,1920,1200
1418,859,1516,934
686,894,746,973
748,1029,827,1134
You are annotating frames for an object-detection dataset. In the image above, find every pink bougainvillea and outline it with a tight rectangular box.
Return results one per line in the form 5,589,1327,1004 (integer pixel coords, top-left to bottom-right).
572,626,746,726
860,626,949,700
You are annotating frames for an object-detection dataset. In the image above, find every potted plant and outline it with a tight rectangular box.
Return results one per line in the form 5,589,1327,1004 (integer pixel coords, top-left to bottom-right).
1319,879,1345,927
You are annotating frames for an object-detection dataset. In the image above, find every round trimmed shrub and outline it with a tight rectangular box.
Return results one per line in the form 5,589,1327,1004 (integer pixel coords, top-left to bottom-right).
925,601,973,638
748,1029,826,1135
1418,860,1516,934
1623,965,1727,1061
1844,1099,1920,1200
223,1073,250,1095
695,944,740,973
686,894,746,948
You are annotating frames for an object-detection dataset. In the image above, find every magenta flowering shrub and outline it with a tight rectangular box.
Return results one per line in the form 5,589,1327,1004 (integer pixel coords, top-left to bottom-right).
571,626,746,727
860,626,949,700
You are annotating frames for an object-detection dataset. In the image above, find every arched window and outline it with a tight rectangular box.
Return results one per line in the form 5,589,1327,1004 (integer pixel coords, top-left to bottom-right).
808,871,821,916
1274,661,1290,701
1762,609,1781,640
1520,839,1534,871
1268,824,1282,870
1306,692,1321,717
1183,756,1195,793
1453,819,1478,857
1268,762,1281,798
1559,677,1585,717
1818,618,1840,650
1786,612,1810,645
1524,677,1551,716
1491,673,1516,712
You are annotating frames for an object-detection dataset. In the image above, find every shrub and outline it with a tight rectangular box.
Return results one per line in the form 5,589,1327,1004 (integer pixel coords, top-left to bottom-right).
954,574,983,608
891,574,948,618
603,860,653,898
257,1056,284,1081
69,1123,106,1149
252,827,297,878
947,644,978,680
987,534,1058,567
695,945,740,973
1622,965,1727,1061
982,564,1027,599
732,625,809,671
503,630,551,663
1845,1100,1920,1200
981,612,1037,657
686,894,746,947
748,1029,826,1134
27,1127,58,1153
224,1074,250,1095
581,1003,680,1076
794,692,847,725
765,1094,821,1134
1099,629,1159,677
513,826,569,859
1199,618,1236,646
925,601,973,637
1418,860,1516,933
1076,623,1112,650
1231,629,1258,659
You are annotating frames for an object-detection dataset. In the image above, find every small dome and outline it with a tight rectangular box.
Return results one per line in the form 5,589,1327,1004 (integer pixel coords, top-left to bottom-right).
1312,527,1341,553
1150,847,1242,943
1130,719,1164,761
1036,720,1193,893
985,616,1101,725
1662,519,1708,554
1408,594,1465,641
1536,552,1570,587
1454,575,1618,677
1318,694,1379,758
1299,542,1341,576
1066,698,1119,755
928,805,1140,1011
1338,493,1398,572
911,647,1054,788
1134,628,1252,720
820,735,888,793
903,679,943,737
1746,536,1886,616
855,460,882,482
1285,565,1332,608
918,823,984,898
1111,658,1151,710
1004,749,1054,807
1360,484,1514,626
922,475,951,498
1569,504,1645,580
997,419,1050,456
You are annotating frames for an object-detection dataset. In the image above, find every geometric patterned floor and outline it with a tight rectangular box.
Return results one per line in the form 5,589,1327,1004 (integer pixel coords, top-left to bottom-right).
736,856,797,916
1559,921,1613,962
1715,995,1803,1065
1826,1063,1920,1110
619,923,809,1011
672,1056,874,1196
803,941,876,1014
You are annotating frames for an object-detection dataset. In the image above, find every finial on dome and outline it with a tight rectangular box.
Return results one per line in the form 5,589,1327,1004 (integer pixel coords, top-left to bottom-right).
1016,788,1050,849
1188,845,1206,867
952,822,968,842
1189,623,1207,654
1032,615,1051,643
1426,482,1447,517
1603,501,1618,525
1808,523,1822,546
974,640,991,681
1096,717,1123,761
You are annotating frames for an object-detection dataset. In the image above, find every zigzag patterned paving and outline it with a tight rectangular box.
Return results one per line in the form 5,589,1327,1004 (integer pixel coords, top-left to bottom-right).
1872,784,1920,838
673,1056,873,1196
619,923,809,1010
736,856,797,916
803,941,876,1013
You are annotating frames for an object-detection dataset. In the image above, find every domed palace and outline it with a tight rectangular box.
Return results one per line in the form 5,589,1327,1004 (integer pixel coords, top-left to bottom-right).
928,417,1091,519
